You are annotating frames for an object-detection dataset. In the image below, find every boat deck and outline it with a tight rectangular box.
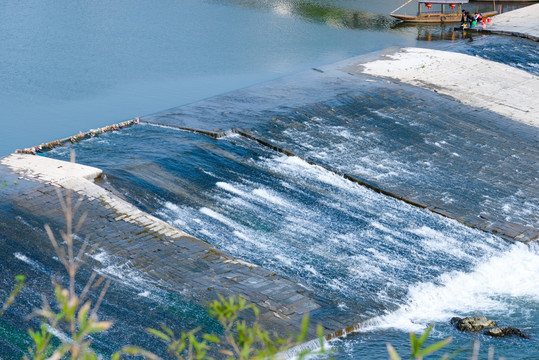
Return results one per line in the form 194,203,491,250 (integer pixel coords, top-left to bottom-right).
391,10,497,23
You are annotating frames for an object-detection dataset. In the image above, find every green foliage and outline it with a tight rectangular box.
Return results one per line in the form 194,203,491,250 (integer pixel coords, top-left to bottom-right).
22,176,114,360
209,294,258,332
231,295,324,359
138,294,326,360
26,324,54,360
411,325,452,359
26,283,113,360
387,324,453,360
209,294,322,360
0,274,25,317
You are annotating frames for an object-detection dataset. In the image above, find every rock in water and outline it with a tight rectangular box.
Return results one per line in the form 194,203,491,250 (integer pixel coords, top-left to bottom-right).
451,316,498,332
485,327,530,339
450,316,530,339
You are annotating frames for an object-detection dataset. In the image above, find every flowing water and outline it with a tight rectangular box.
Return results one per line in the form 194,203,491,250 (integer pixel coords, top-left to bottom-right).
43,120,539,358
1,0,538,359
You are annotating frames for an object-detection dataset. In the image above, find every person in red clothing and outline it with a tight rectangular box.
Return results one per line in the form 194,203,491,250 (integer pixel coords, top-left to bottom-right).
474,12,483,22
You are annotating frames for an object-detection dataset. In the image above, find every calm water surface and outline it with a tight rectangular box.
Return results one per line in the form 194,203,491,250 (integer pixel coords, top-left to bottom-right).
0,0,408,155
1,0,533,156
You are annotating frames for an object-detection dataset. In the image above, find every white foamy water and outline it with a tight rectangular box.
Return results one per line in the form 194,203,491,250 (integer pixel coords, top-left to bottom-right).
361,243,539,333
14,252,48,274
138,290,151,298
218,180,294,210
252,188,290,207
156,153,509,314
91,250,162,297
199,207,238,228
216,181,246,196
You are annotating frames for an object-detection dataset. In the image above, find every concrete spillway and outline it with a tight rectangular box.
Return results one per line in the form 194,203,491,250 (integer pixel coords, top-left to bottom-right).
0,154,358,339
1,46,537,349
483,3,539,41
143,47,538,244
358,47,538,128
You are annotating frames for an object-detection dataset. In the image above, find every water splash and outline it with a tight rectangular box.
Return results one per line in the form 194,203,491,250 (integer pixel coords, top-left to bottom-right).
361,243,539,333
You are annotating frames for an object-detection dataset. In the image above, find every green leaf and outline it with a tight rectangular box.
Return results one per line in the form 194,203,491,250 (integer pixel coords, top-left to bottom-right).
28,329,39,343
417,337,452,357
251,304,260,317
410,332,419,355
297,313,309,343
417,324,432,348
0,275,26,316
173,337,187,354
317,324,326,353
86,320,112,334
203,334,220,343
77,302,91,332
160,324,174,337
238,295,246,308
121,346,160,360
147,328,171,342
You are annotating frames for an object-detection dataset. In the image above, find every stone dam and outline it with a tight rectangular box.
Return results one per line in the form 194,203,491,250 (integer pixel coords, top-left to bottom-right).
1,45,538,355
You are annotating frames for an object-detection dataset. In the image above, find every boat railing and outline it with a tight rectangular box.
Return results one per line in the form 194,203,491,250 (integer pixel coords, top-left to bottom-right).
420,9,460,15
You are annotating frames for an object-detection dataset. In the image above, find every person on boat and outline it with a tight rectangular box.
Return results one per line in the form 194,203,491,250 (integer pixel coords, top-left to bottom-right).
460,10,470,28
474,12,483,22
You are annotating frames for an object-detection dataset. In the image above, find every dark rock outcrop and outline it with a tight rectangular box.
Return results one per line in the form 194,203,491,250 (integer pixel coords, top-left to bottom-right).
450,316,498,332
451,316,530,339
484,327,530,339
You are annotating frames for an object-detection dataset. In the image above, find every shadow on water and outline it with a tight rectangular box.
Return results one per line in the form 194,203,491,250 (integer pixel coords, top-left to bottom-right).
392,22,476,41
211,0,400,30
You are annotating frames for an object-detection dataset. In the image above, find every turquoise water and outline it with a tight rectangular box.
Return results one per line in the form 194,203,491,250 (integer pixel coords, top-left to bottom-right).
3,0,534,156
1,0,533,156
1,0,415,156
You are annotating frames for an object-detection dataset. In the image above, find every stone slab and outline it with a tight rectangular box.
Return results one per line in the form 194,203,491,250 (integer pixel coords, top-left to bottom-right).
0,158,360,340
485,4,539,41
356,47,539,127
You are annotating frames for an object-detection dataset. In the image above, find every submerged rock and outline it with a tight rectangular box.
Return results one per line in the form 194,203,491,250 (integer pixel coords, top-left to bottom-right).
485,327,530,339
451,316,498,332
450,316,530,339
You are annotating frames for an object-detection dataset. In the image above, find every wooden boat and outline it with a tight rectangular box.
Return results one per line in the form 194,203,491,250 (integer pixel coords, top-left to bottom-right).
391,0,497,23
